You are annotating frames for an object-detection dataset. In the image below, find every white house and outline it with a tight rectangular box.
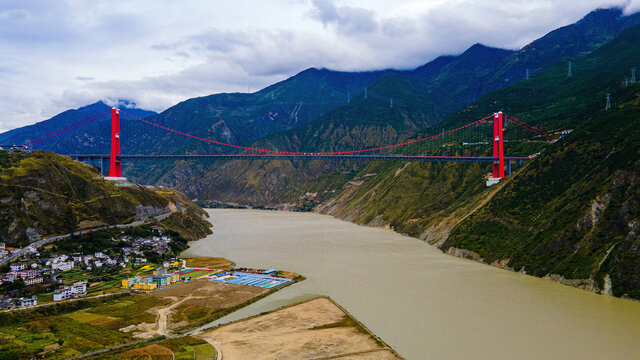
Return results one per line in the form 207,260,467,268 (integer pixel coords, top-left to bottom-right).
53,288,71,301
71,281,87,295
17,269,39,279
52,261,74,272
10,263,25,272
53,281,87,301
19,296,37,307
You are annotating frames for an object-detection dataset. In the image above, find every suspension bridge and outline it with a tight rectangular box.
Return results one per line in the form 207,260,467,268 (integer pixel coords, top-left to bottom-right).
13,107,558,186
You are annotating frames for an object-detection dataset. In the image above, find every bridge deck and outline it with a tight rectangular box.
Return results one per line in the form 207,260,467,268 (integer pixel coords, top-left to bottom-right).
68,154,532,162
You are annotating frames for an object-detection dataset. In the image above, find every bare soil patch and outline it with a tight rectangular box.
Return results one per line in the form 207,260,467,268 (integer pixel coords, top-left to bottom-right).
123,279,270,337
197,297,402,360
185,256,234,269
150,279,267,309
274,270,301,280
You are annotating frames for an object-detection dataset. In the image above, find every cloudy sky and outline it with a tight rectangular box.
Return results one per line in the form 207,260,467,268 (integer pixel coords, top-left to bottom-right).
1,0,639,132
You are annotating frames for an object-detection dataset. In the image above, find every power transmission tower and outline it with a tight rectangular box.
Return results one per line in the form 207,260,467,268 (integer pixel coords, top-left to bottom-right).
364,87,368,99
347,92,350,104
632,67,637,84
390,98,393,108
605,93,611,110
567,61,572,77
525,68,530,80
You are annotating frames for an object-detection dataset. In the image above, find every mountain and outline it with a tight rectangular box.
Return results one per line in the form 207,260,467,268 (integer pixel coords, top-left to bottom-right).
152,7,640,207
0,101,157,154
414,44,513,112
314,23,640,300
128,68,390,156
484,7,640,92
152,71,443,203
2,8,636,165
0,69,390,159
151,12,640,300
0,149,211,247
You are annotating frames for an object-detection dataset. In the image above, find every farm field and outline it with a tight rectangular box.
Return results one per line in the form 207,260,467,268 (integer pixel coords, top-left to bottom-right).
0,294,161,359
185,257,234,269
95,336,216,360
0,280,265,359
0,255,302,359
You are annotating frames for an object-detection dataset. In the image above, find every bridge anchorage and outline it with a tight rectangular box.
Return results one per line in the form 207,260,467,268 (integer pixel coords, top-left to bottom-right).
57,106,556,186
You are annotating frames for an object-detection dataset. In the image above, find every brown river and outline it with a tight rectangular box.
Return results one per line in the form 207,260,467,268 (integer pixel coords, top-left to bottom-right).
185,209,640,360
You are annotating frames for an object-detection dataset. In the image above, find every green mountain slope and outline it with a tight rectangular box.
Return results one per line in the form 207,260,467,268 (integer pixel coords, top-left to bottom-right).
155,72,448,205
484,7,640,93
317,23,640,300
0,150,211,247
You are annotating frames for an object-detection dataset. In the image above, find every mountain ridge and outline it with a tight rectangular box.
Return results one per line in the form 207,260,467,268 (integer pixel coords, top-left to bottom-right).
151,7,640,208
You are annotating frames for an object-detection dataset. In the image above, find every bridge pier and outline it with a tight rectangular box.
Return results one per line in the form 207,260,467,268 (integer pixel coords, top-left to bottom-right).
101,157,108,176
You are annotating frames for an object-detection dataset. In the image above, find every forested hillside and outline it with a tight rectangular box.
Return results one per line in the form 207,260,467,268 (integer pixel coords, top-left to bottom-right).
0,150,211,247
318,23,640,300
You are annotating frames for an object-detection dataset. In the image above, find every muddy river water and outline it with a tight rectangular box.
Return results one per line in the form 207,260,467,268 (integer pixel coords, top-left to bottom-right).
185,209,640,359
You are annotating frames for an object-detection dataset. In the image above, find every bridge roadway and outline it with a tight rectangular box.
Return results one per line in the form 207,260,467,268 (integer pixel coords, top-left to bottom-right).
68,154,532,162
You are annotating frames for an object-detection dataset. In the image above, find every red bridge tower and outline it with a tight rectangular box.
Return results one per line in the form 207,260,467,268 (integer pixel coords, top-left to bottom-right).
492,111,505,179
109,108,122,178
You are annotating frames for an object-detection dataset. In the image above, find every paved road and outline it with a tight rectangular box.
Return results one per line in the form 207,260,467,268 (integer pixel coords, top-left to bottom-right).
0,211,173,266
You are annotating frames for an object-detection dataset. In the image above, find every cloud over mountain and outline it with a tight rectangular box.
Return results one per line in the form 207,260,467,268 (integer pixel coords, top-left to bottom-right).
1,0,638,132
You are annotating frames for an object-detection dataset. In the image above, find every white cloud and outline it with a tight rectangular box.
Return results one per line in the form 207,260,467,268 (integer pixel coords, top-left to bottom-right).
0,0,638,132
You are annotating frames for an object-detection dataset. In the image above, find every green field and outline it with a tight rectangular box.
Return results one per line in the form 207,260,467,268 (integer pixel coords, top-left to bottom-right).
182,270,212,279
0,294,168,359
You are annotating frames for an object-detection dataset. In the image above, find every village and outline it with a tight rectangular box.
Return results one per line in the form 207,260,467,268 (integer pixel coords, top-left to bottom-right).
0,227,184,310
0,231,293,311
